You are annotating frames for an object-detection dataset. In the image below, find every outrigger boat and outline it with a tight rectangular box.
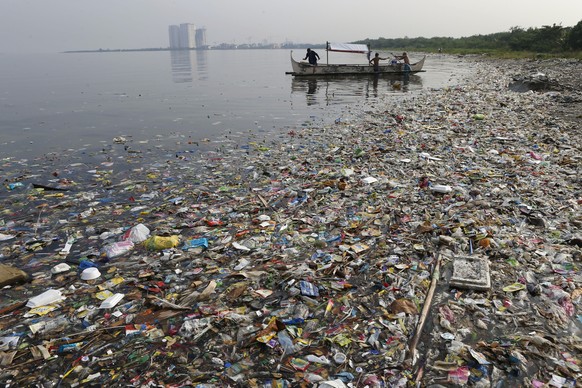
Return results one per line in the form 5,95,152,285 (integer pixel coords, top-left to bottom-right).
288,42,425,76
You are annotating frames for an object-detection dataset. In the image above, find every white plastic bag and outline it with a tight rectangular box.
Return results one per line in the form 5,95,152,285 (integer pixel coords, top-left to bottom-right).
122,223,150,243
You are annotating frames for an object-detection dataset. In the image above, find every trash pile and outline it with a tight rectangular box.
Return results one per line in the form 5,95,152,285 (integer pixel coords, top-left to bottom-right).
1,57,581,387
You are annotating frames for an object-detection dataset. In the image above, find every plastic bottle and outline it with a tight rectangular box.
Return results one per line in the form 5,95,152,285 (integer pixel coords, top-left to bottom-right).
39,316,70,334
277,330,297,355
306,354,331,365
430,184,453,193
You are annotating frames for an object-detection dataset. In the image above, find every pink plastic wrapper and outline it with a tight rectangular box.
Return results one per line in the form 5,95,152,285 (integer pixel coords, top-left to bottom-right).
102,240,134,259
448,366,470,384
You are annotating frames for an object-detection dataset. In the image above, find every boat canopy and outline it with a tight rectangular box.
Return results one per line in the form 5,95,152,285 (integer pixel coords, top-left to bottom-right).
327,42,369,53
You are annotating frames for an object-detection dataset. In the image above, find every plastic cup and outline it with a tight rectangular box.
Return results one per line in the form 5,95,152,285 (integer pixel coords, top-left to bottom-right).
334,352,347,364
81,267,101,280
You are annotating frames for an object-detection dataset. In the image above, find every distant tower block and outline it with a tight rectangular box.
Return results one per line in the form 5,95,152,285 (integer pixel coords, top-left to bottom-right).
179,23,197,49
169,23,201,49
168,25,181,49
195,28,207,48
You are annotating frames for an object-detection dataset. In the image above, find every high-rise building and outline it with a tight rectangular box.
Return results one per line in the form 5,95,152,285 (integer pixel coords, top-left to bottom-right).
168,25,181,49
168,23,207,49
179,23,196,49
195,28,207,48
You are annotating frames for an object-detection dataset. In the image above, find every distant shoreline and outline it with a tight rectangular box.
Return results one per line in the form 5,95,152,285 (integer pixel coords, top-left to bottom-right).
63,48,198,53
62,44,320,54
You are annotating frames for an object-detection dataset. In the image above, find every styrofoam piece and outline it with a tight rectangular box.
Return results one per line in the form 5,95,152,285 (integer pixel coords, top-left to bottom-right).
361,176,378,184
99,293,124,309
51,263,71,274
449,256,491,291
26,289,64,308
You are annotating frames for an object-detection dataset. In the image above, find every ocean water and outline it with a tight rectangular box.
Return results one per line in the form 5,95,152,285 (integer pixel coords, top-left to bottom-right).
0,50,468,160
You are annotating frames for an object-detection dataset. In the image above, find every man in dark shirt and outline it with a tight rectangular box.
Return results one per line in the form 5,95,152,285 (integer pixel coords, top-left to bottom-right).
303,48,320,65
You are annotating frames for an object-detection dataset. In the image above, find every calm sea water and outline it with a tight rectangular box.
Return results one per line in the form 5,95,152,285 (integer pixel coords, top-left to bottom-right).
0,50,469,160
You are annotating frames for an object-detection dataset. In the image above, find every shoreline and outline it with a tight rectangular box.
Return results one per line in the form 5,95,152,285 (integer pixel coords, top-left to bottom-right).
0,57,581,386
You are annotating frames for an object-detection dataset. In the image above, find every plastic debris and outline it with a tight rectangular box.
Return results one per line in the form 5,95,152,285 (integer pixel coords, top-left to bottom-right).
0,56,581,387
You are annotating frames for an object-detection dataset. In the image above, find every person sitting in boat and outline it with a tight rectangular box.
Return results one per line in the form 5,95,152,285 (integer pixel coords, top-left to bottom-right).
369,52,387,73
303,48,320,65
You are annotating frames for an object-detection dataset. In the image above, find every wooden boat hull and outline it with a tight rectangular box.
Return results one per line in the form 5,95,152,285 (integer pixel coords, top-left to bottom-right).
289,51,425,76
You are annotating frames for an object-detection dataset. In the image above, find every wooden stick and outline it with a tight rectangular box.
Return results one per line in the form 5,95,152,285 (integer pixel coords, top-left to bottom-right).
407,254,441,367
256,194,269,208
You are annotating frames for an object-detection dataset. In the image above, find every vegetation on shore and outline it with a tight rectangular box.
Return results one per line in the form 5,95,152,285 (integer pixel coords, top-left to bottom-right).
356,20,582,59
65,20,582,59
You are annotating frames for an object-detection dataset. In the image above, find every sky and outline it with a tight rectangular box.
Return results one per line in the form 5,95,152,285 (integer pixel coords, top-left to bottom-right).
1,0,581,53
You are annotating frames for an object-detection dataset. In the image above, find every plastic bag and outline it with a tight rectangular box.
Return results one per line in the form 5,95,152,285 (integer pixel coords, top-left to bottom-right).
277,330,297,355
122,223,150,243
143,235,180,250
102,240,134,258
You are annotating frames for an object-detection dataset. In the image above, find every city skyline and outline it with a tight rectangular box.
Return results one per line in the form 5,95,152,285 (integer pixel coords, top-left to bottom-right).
168,24,207,49
1,0,580,53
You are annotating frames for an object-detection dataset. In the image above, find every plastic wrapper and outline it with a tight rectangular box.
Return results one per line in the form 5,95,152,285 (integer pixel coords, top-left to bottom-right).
101,240,135,258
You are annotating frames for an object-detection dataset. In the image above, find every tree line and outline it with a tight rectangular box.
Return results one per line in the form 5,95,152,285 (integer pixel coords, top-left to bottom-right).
355,20,582,53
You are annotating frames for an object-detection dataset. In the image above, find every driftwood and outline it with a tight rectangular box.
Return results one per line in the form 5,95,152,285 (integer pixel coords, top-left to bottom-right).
408,254,441,369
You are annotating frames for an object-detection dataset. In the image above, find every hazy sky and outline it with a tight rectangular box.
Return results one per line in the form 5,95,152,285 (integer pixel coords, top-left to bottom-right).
1,0,580,53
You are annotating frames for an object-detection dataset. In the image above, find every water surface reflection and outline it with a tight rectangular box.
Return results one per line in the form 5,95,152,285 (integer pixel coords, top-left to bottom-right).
170,50,193,83
195,50,208,80
169,50,208,83
291,73,423,105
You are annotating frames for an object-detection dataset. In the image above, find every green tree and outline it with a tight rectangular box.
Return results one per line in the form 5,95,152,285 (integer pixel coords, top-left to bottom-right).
532,24,565,52
355,21,579,54
566,20,582,49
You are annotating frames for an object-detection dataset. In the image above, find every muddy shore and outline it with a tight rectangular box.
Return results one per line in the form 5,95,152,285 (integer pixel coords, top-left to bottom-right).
0,56,581,387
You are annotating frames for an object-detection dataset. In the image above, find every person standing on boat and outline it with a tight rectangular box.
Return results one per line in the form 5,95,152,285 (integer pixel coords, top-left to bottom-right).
394,52,411,71
395,52,410,64
303,48,320,65
369,52,387,73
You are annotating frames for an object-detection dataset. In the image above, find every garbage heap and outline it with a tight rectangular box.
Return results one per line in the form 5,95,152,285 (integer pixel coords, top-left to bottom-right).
0,57,581,387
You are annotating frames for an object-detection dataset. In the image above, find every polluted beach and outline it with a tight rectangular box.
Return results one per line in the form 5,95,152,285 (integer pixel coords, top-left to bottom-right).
0,54,581,387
